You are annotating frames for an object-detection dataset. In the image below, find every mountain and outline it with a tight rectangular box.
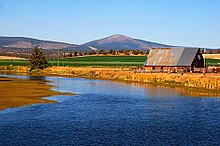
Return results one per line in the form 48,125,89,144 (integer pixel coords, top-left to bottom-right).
0,35,172,53
83,34,172,50
0,37,91,51
0,37,74,49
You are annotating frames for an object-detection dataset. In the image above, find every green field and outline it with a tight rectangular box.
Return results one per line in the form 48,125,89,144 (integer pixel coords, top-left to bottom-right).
0,56,220,67
205,59,220,66
49,56,146,67
0,60,28,66
59,56,146,62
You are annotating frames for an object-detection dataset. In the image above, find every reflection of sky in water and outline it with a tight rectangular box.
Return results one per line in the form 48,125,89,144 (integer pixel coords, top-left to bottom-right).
1,73,219,98
48,76,183,99
0,74,46,81
0,75,220,145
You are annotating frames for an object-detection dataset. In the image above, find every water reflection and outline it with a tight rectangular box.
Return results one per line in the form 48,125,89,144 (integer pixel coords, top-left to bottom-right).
28,76,46,81
142,83,220,98
0,75,220,145
144,85,182,98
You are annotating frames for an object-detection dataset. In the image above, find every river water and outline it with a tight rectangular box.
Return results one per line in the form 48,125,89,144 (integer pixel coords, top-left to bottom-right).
0,75,220,145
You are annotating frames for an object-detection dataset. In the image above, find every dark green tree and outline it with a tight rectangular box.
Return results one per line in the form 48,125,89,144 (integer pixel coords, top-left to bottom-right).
132,50,139,55
98,49,106,55
73,51,78,56
139,50,144,55
108,49,116,55
29,47,49,71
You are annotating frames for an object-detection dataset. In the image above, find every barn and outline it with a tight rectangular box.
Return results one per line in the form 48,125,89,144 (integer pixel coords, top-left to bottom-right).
144,47,204,72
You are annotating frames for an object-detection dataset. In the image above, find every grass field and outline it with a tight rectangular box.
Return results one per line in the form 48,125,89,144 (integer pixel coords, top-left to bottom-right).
0,60,28,66
49,56,147,67
0,56,220,67
205,59,220,66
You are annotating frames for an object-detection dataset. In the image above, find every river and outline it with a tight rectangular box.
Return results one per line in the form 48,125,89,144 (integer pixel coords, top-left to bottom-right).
0,75,220,145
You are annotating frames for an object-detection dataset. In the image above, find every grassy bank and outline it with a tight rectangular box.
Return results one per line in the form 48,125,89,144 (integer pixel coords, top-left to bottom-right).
0,76,72,110
1,66,220,96
42,67,220,95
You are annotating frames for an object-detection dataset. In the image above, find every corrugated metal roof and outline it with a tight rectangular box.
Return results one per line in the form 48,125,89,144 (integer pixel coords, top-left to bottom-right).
145,47,199,66
177,48,199,66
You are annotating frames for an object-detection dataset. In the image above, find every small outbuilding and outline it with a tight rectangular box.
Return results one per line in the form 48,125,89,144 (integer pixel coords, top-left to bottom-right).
144,47,204,72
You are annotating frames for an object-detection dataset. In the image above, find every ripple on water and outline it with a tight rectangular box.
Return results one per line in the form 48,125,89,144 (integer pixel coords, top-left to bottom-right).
0,75,220,145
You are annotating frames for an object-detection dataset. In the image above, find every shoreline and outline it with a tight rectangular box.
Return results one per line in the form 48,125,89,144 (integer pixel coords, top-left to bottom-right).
1,66,220,97
44,67,220,97
0,76,73,110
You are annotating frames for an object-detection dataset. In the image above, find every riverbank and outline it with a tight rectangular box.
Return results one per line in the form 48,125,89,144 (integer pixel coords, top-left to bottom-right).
44,66,220,96
0,76,72,110
1,66,220,96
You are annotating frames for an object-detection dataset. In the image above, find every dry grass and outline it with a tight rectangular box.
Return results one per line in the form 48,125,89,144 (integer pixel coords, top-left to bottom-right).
43,66,220,87
42,67,220,96
1,66,220,96
0,77,72,110
0,56,26,60
203,54,220,60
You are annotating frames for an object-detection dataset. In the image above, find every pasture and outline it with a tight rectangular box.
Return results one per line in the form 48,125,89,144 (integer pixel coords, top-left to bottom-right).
205,59,220,66
49,56,146,67
0,55,220,67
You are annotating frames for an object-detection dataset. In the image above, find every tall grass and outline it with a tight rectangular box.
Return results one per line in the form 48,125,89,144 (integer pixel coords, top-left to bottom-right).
42,66,220,91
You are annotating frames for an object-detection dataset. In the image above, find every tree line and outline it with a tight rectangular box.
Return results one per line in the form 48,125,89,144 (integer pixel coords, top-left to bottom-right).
63,49,150,58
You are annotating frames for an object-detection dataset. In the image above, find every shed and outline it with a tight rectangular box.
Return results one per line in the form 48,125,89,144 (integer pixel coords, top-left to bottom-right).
144,47,204,72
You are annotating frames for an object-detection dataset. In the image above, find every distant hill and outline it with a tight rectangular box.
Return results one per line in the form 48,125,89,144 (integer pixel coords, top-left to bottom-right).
83,34,172,50
0,37,91,51
206,48,220,54
1,35,218,53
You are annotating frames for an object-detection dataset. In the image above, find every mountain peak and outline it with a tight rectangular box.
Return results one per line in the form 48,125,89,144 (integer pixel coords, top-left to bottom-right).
109,34,130,38
84,34,171,50
97,34,132,44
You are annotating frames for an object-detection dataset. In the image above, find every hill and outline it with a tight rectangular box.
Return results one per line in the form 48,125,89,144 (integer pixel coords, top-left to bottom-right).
83,34,172,50
0,37,91,51
1,35,218,54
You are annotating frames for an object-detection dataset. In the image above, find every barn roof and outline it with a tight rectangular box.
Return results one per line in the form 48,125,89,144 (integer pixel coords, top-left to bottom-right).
144,47,199,66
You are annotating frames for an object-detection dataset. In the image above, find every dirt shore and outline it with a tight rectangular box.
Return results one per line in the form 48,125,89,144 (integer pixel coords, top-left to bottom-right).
0,76,72,110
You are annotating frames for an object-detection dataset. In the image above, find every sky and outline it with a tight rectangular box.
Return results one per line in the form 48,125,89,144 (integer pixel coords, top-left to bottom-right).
0,0,219,48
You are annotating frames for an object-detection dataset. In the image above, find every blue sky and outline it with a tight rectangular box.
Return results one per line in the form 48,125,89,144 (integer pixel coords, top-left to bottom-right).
0,0,219,48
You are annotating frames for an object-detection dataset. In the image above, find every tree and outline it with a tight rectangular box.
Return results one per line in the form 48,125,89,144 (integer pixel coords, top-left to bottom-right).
73,51,78,56
108,49,116,55
123,50,130,55
98,50,106,55
88,50,96,55
132,50,139,55
139,50,144,55
29,47,49,71
145,50,150,55
68,52,73,57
